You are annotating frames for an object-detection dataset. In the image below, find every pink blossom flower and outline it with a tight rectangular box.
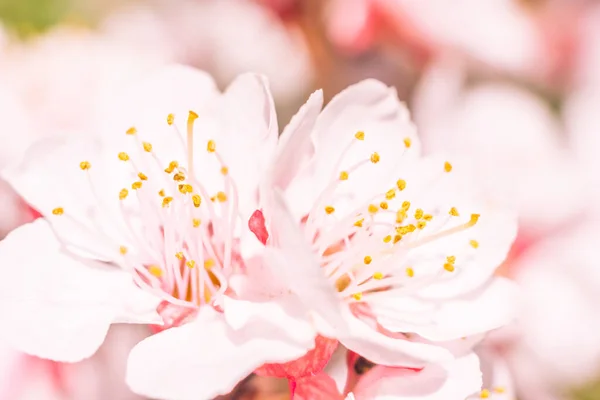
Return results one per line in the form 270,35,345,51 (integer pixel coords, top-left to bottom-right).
0,66,317,400
256,79,517,387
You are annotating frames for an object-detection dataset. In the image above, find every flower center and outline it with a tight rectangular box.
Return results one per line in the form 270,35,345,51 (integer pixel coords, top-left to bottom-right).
303,131,481,303
53,111,243,309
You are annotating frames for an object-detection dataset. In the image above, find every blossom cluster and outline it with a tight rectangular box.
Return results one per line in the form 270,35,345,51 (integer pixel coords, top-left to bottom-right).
0,65,517,400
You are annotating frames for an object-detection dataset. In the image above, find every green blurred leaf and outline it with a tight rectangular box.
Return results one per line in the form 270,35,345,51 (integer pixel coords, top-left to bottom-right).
570,378,600,400
0,0,72,35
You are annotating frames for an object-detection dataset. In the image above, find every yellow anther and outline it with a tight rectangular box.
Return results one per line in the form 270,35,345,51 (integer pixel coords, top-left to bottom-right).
173,172,186,182
393,234,402,243
352,292,363,301
204,259,215,269
380,201,389,210
417,221,427,230
396,209,407,223
373,272,384,280
397,224,416,235
126,127,137,135
79,161,91,170
167,113,175,125
383,235,392,243
403,137,412,148
406,267,414,277
119,246,128,255
414,209,424,220
175,252,184,260
444,161,453,172
493,387,505,394
444,263,455,272
368,204,379,214
355,131,365,140
339,171,349,181
118,152,130,161
148,265,163,278
469,214,481,225
138,172,148,181
479,389,490,399
446,255,456,264
52,207,64,215
449,207,459,217
401,201,411,210
325,206,335,214
470,239,479,249
158,189,165,197
132,181,142,190
354,218,364,228
142,142,153,152
162,196,173,207
385,189,396,200
178,184,193,194
364,256,373,265
192,194,201,208
192,218,201,227
397,179,407,191
216,191,227,202
423,214,433,221
186,260,196,268
207,140,216,153
370,152,380,164
221,166,229,175
188,110,199,121
119,189,129,200
164,161,179,174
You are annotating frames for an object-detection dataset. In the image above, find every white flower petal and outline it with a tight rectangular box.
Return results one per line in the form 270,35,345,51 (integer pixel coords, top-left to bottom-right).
0,220,156,362
340,315,452,368
372,278,517,341
1,136,128,260
285,79,420,218
126,307,313,400
211,73,279,218
223,296,316,345
353,352,482,400
271,89,323,219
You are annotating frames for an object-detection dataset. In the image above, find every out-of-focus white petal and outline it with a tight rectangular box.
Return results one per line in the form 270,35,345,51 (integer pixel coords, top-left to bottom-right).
63,324,151,400
352,352,482,399
379,0,546,76
414,66,584,230
510,220,600,388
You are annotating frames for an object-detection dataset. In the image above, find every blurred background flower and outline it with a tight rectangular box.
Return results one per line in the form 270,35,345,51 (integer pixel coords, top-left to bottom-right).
1,0,600,399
